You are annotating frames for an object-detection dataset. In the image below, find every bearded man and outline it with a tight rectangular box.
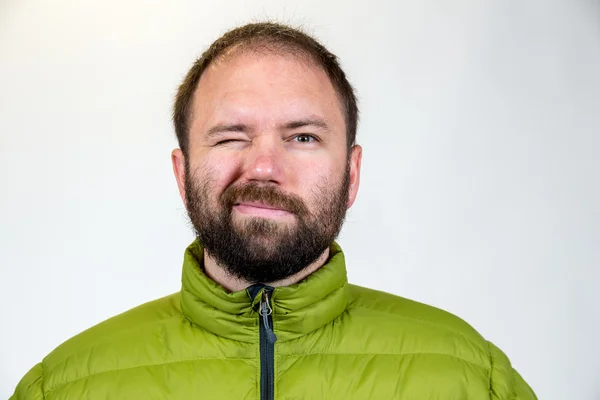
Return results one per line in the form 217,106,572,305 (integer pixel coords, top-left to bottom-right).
11,22,537,400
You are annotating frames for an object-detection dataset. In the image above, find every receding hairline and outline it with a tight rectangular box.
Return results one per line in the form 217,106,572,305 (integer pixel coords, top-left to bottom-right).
215,36,323,62
201,38,342,89
189,40,350,133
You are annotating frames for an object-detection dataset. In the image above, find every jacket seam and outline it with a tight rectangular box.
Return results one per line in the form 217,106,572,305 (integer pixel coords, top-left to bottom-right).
181,287,250,317
272,282,346,315
180,310,256,343
47,312,184,374
278,351,489,370
45,355,255,396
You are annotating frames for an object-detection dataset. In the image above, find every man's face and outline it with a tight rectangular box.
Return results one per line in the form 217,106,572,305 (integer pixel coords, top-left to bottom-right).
173,50,362,284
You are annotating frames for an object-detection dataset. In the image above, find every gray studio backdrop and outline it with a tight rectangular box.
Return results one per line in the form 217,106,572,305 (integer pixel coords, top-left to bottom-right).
1,1,599,399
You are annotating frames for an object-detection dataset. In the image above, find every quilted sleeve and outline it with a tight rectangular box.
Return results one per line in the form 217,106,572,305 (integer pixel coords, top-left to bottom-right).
488,341,537,400
9,363,45,400
513,368,538,400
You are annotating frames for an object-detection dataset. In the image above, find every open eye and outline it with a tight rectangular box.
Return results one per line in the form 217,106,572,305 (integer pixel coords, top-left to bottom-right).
293,134,318,143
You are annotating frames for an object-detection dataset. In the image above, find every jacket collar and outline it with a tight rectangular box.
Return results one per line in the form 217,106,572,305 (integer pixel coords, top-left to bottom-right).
180,239,349,342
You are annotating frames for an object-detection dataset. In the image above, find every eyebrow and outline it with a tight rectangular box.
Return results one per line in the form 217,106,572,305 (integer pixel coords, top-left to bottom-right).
205,123,249,138
281,118,330,131
204,118,330,139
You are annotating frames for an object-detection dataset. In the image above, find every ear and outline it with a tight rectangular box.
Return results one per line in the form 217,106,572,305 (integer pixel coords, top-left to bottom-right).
171,148,187,207
347,144,362,209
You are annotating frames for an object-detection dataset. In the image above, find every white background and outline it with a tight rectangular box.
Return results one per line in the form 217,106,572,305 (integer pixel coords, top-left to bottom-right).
1,0,599,399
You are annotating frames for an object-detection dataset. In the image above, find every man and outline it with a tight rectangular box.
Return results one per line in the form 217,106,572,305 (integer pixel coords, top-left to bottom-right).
11,22,537,399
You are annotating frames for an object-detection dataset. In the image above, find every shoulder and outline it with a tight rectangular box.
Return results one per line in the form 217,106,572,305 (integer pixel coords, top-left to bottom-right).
348,284,485,342
10,363,44,400
40,293,183,395
345,284,490,366
334,285,536,398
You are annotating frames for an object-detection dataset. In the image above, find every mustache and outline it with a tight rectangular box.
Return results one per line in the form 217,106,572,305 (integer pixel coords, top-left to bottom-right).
221,182,309,217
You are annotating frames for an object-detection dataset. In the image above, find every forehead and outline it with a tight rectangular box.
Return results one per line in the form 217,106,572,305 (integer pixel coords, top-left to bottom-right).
189,51,345,133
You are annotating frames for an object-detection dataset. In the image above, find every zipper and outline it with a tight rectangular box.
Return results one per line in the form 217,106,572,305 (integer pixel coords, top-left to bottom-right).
259,288,277,400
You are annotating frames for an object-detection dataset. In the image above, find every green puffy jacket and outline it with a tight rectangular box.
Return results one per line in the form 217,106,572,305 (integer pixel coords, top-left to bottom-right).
11,240,536,399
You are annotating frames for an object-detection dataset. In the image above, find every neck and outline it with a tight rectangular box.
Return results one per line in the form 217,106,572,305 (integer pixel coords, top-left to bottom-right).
203,248,331,293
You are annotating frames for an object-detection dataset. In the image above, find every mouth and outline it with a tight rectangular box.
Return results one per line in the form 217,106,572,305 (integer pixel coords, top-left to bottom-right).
233,202,292,218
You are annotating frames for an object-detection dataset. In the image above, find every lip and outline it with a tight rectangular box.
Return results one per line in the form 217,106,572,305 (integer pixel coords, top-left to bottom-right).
235,202,286,211
233,202,292,218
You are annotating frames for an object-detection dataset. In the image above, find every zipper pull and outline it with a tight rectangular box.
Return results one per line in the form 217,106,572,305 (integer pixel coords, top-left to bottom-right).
260,291,278,344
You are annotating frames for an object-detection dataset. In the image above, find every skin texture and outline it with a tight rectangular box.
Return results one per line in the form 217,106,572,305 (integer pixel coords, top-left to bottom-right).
172,50,362,292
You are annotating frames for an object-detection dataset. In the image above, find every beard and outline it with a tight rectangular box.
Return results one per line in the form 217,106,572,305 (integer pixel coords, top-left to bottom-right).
184,161,350,284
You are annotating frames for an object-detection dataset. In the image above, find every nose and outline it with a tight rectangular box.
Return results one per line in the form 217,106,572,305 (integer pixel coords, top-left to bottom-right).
243,135,285,184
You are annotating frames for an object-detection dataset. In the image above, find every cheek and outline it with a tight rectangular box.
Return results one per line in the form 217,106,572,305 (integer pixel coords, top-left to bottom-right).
206,151,240,176
189,155,239,196
293,162,338,199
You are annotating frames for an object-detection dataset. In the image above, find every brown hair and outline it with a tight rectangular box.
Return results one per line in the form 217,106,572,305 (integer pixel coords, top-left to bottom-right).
172,22,359,156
